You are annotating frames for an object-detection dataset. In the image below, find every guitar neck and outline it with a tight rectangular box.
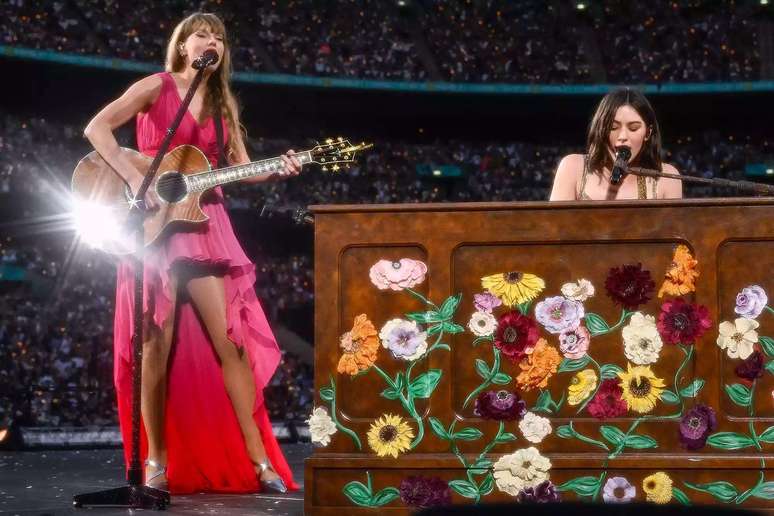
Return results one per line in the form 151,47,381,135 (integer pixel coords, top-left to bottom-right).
185,150,313,192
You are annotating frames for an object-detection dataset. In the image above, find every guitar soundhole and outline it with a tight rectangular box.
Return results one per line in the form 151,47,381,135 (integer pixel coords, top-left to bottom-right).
156,172,188,203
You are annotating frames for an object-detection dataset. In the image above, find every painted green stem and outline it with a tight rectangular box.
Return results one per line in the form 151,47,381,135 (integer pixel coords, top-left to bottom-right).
464,348,502,408
326,375,362,450
405,288,439,309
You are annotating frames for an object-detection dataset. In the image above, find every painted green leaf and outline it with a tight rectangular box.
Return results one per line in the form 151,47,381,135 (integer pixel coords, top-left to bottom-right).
453,427,484,441
394,373,406,391
439,293,462,319
491,372,512,385
679,379,705,398
600,363,624,380
584,313,610,336
757,426,774,444
706,432,757,450
406,310,444,324
760,336,774,357
600,425,626,446
409,369,442,399
370,487,400,507
556,425,575,439
495,432,517,444
533,390,554,414
471,336,493,347
475,359,491,379
442,322,465,334
343,481,373,507
380,387,401,400
517,301,532,316
428,417,450,441
684,481,738,503
660,390,680,404
766,360,774,376
479,474,494,496
559,356,591,373
557,476,600,498
725,383,752,407
449,479,479,499
624,434,658,449
471,457,493,470
751,482,774,500
672,487,691,506
319,387,334,402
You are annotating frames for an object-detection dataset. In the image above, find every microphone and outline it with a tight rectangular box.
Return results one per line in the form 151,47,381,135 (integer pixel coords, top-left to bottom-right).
192,49,219,70
611,146,631,185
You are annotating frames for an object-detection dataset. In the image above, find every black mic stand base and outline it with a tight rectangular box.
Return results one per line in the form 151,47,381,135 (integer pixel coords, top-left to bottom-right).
73,485,170,510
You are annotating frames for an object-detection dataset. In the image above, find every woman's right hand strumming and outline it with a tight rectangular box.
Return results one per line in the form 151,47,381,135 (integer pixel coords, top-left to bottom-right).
127,171,160,210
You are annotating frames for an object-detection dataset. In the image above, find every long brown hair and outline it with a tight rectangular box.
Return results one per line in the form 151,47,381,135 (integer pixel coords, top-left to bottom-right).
165,12,244,162
586,88,663,176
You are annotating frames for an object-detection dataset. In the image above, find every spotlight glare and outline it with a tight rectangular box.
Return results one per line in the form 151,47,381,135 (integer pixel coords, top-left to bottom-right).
576,2,587,9
0,429,7,442
71,201,132,254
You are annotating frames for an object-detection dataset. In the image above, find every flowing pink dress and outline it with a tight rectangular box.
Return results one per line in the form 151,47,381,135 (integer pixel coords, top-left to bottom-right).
113,72,299,494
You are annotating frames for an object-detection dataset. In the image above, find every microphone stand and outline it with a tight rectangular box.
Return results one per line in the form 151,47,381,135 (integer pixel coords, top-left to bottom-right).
74,60,211,510
626,166,774,196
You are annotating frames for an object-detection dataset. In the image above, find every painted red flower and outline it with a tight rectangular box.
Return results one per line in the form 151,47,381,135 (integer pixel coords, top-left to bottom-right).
494,310,540,363
656,298,712,345
587,379,628,419
604,263,655,310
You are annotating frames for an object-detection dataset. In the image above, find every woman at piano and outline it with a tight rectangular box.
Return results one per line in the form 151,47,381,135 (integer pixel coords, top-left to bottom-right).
82,12,300,495
550,88,682,201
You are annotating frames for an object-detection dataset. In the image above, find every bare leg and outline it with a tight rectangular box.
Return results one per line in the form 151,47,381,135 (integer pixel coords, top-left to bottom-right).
140,272,178,486
185,273,281,483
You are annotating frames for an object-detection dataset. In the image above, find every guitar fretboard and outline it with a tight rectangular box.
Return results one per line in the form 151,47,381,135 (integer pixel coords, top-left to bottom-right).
186,151,313,192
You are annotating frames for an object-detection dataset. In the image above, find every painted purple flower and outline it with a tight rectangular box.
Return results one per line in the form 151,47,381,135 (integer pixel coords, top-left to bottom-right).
517,480,561,503
474,292,502,313
679,404,717,450
399,476,451,508
735,285,768,320
559,326,591,359
474,390,527,421
602,476,636,503
736,350,764,381
378,319,428,361
535,296,584,334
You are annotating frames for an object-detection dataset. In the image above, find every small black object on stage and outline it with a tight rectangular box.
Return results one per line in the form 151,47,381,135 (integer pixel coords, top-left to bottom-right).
73,49,219,510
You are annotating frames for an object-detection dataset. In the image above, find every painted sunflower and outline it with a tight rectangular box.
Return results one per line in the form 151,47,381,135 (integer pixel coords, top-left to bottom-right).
642,472,673,504
481,271,545,307
337,314,379,376
367,414,414,458
617,363,666,414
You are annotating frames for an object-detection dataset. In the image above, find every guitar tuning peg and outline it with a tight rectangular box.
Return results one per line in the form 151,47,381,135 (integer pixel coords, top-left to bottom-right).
325,138,333,144
322,166,328,172
337,136,343,142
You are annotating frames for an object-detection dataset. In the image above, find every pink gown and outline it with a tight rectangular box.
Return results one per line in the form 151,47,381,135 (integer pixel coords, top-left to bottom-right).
113,71,299,493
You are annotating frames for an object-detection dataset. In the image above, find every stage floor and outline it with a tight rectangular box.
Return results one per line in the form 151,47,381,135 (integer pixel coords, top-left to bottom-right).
0,444,311,515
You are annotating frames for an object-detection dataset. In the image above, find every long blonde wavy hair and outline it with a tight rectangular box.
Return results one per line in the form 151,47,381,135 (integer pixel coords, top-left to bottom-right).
164,12,244,162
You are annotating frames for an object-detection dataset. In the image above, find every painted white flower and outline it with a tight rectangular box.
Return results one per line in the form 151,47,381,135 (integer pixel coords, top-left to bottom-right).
306,407,337,447
518,411,552,443
379,319,428,361
561,279,595,302
468,311,497,337
622,312,663,365
717,318,759,360
493,447,551,496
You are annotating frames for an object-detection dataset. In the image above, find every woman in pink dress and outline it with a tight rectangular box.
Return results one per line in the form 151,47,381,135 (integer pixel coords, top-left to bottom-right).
83,12,301,494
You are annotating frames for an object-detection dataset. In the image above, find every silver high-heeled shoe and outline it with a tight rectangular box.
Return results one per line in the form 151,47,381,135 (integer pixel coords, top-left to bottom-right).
255,459,287,494
144,458,169,493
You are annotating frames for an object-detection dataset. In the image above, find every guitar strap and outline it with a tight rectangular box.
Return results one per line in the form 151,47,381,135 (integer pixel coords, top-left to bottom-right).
214,106,227,168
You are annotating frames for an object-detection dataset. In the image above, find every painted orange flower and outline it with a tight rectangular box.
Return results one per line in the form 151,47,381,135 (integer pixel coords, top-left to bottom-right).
516,339,562,391
658,245,699,298
337,314,380,376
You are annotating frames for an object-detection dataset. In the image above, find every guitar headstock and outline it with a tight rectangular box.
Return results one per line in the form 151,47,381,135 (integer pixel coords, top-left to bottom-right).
310,137,373,172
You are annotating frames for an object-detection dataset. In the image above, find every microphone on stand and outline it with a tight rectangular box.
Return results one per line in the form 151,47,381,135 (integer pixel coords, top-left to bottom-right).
611,145,631,185
192,49,219,70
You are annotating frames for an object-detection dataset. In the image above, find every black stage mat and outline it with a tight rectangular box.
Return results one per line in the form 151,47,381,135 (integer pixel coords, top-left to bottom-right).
0,444,311,515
